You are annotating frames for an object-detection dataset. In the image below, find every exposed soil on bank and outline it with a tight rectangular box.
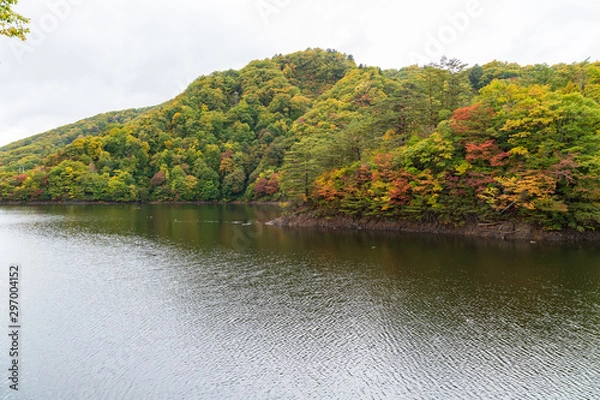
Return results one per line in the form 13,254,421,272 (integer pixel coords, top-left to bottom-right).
268,212,600,242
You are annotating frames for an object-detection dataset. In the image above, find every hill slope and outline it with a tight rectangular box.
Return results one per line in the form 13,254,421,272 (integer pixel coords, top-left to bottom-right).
0,108,150,167
1,49,600,232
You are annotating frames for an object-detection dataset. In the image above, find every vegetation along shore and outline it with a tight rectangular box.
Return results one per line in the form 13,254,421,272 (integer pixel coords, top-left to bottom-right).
2,49,600,239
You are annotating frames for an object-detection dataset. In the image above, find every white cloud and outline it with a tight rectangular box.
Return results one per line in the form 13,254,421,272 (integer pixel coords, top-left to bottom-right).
1,0,599,147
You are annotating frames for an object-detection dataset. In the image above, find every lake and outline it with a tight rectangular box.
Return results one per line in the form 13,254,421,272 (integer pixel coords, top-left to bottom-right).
0,204,599,399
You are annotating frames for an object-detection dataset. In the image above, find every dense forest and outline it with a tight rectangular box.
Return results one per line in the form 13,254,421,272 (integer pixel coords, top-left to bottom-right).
2,48,600,231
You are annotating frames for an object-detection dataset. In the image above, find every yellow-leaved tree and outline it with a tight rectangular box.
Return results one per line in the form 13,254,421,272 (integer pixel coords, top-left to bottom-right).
1,0,28,40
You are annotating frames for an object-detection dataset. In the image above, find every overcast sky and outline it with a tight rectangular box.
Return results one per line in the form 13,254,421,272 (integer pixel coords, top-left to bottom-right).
0,0,599,146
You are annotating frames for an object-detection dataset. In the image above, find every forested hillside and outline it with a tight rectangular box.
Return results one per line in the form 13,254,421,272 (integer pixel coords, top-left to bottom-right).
2,48,600,231
0,108,149,166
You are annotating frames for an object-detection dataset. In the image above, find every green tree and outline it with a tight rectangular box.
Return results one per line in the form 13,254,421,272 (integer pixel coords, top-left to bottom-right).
468,64,484,91
47,161,89,201
221,167,246,200
372,83,426,143
327,118,377,165
106,171,138,202
1,0,29,40
280,138,327,201
169,165,187,200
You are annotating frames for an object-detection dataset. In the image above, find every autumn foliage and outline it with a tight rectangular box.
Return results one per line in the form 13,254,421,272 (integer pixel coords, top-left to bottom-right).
2,50,600,231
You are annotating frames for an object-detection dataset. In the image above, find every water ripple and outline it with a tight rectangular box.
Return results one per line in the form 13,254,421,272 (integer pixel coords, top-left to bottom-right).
0,205,598,399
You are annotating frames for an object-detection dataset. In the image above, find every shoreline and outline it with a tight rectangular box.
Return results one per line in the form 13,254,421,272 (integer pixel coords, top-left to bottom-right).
2,200,598,242
268,212,600,242
0,200,284,206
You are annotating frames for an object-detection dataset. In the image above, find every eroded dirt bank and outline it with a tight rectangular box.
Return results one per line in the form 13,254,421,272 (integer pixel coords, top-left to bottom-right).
269,212,600,242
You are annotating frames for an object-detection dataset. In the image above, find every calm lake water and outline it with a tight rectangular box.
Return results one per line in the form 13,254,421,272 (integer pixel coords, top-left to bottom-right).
0,204,599,399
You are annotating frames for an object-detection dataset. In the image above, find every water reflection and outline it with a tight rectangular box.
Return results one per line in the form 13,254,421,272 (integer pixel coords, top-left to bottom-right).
0,204,598,399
